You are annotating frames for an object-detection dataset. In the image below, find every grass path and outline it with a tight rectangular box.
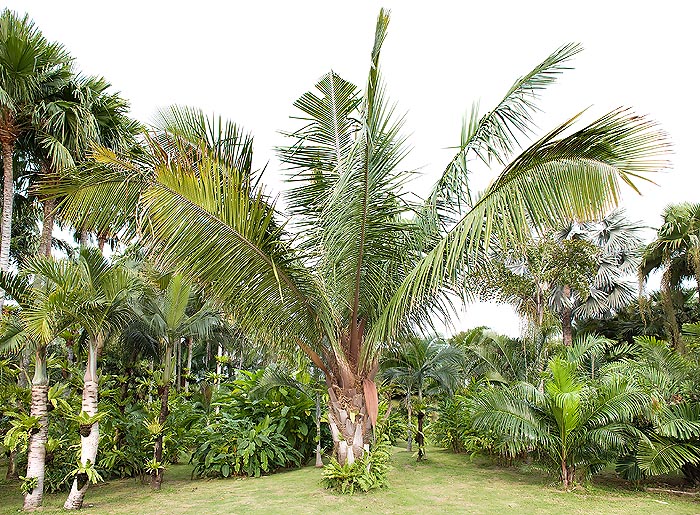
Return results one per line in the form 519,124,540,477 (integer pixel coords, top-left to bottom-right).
1,447,698,514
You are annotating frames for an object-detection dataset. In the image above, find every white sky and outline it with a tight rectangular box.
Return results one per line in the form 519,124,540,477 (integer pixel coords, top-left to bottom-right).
8,1,699,337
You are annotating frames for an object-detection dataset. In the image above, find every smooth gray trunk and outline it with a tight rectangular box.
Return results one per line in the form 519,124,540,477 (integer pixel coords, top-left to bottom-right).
0,139,15,311
64,340,101,509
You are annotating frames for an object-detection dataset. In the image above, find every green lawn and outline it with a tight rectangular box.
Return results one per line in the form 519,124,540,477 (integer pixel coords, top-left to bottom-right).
1,447,698,515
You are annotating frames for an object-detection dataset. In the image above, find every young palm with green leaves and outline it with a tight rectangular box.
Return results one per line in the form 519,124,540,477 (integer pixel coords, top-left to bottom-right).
640,203,700,351
472,357,650,488
53,248,140,510
611,335,700,483
0,260,76,510
135,273,220,489
381,337,463,456
54,10,668,465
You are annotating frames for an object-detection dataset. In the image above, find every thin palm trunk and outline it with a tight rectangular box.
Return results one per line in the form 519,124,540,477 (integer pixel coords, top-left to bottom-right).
0,138,15,311
152,341,173,489
175,337,182,393
562,284,573,346
151,383,169,489
64,338,100,509
22,349,49,511
315,391,323,467
406,390,412,452
185,337,193,392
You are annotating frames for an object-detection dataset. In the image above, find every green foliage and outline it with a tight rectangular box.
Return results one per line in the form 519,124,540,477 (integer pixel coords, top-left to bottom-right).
3,412,40,451
429,392,493,456
468,355,651,486
191,415,302,478
65,459,104,487
19,475,38,495
321,435,391,494
375,400,407,446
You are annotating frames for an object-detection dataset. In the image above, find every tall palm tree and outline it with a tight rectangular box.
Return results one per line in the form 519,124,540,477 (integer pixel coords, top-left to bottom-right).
640,203,700,351
27,74,140,256
0,9,71,295
53,10,669,464
381,337,463,457
135,272,220,489
0,260,74,510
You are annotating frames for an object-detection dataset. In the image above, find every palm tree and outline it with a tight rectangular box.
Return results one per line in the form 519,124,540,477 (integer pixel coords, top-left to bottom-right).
640,203,700,352
612,335,700,483
0,260,74,510
472,357,650,488
54,10,669,464
0,9,71,295
459,330,555,386
381,337,463,458
53,248,140,510
135,273,220,489
26,74,140,256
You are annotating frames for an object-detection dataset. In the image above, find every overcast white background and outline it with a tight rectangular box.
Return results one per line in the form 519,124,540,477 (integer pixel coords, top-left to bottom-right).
7,1,698,337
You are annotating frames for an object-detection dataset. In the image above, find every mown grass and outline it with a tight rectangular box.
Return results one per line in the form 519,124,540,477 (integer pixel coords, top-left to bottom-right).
1,447,698,514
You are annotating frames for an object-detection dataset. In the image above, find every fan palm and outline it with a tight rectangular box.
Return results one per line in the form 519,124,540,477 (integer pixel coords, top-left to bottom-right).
0,261,75,509
381,337,463,457
0,9,72,294
53,10,669,464
640,203,700,352
472,357,650,488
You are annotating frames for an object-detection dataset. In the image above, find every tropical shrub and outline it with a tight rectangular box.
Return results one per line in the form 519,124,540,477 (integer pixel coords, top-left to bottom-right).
429,393,492,456
191,414,302,478
215,369,319,462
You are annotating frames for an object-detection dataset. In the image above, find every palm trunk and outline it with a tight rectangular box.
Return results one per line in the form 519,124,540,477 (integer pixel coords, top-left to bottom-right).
151,384,169,489
39,196,55,257
175,338,182,393
406,391,413,452
185,337,193,392
416,411,425,461
327,384,372,466
661,265,683,353
23,349,49,511
6,449,18,479
561,459,575,489
97,233,106,254
0,138,16,311
315,391,323,467
562,285,573,346
64,340,100,509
